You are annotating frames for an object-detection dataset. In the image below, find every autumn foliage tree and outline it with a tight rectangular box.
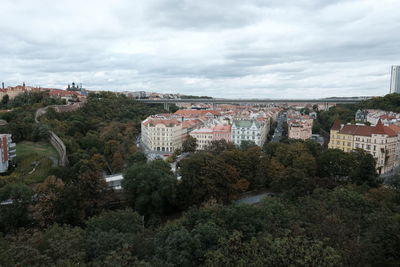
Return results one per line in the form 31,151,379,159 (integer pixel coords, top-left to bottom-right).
33,176,65,227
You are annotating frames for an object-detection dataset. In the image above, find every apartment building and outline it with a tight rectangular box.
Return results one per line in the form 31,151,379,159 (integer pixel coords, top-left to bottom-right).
288,120,313,140
231,119,269,147
287,111,313,140
328,119,355,152
0,134,16,173
141,117,186,153
389,124,400,170
141,115,203,153
329,119,399,174
190,124,231,150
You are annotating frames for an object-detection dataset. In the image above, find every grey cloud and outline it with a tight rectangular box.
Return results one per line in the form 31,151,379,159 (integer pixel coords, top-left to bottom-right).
0,0,400,98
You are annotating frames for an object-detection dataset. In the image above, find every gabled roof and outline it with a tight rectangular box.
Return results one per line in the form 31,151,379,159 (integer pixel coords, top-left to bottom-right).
352,125,375,137
374,119,386,135
174,109,221,117
337,120,398,137
182,119,202,129
331,118,341,131
388,124,400,134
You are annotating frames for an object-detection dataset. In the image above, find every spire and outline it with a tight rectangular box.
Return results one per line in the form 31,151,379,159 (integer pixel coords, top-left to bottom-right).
331,118,341,131
374,119,386,134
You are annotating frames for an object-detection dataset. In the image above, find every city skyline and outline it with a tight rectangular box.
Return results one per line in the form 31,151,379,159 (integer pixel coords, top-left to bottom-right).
1,0,400,98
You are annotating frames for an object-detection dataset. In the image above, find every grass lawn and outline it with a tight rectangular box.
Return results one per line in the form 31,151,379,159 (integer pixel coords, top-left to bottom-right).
0,141,58,185
16,141,58,158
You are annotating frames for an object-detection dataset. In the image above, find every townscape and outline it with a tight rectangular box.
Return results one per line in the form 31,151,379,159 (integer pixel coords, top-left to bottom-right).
1,1,400,266
0,76,400,265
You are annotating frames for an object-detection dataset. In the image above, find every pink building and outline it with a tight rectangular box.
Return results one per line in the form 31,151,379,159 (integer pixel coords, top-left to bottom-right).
288,119,313,140
190,124,231,150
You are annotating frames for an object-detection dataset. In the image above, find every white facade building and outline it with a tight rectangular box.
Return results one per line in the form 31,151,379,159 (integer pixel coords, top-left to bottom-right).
141,117,185,153
0,134,16,173
231,119,269,147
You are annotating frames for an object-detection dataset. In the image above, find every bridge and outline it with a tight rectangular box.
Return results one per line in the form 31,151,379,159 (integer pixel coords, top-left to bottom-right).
137,98,366,111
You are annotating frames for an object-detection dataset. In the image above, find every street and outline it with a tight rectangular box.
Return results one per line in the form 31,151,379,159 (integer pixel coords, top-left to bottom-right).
271,111,287,142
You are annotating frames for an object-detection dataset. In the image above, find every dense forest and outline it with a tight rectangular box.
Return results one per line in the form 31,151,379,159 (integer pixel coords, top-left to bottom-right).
0,92,400,266
41,91,169,175
0,92,64,142
1,138,399,266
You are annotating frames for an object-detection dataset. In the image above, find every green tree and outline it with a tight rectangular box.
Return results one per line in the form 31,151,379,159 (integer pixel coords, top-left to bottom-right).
239,140,257,151
33,176,65,227
274,142,317,176
54,158,109,225
271,168,316,199
349,149,379,187
0,183,33,233
1,94,9,106
127,151,147,166
37,224,85,265
182,136,197,152
177,152,241,208
154,224,202,267
204,231,341,267
205,139,235,154
0,224,85,266
385,173,400,190
318,149,354,184
122,163,177,218
85,209,149,262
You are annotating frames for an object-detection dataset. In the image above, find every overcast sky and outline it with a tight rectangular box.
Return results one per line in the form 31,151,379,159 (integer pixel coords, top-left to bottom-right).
1,0,400,98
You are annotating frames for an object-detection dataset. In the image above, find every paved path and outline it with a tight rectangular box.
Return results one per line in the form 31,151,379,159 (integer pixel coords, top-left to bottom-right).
35,106,70,166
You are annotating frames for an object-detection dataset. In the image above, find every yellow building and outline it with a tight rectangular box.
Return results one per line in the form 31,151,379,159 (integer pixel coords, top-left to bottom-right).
328,119,354,152
328,119,400,174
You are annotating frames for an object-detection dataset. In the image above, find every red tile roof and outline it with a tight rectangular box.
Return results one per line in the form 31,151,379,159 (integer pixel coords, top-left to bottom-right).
337,120,397,137
48,89,83,97
182,119,203,129
388,124,400,134
174,109,221,117
331,118,341,131
143,118,181,127
374,119,386,135
213,124,231,132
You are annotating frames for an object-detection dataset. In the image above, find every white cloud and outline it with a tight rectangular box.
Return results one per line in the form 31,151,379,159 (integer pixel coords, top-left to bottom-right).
0,0,399,98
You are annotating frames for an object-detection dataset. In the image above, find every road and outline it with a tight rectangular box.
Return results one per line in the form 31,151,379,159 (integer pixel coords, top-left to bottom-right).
137,98,364,104
235,192,273,205
271,111,287,142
